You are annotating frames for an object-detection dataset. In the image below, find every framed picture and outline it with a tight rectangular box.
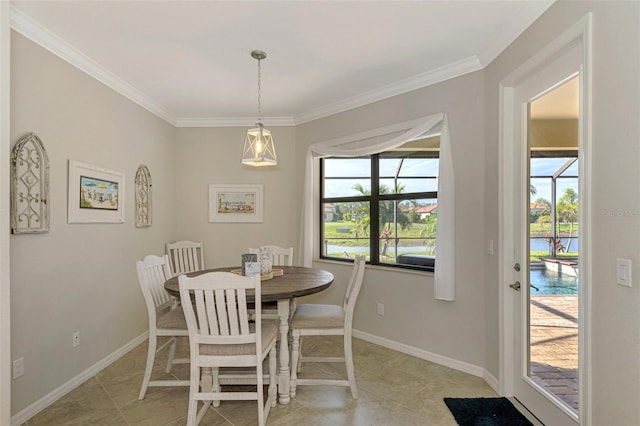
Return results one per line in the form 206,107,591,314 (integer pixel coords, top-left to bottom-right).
68,160,125,223
209,184,263,223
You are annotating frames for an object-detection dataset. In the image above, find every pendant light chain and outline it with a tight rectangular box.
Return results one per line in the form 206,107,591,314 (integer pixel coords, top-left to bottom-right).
257,56,262,123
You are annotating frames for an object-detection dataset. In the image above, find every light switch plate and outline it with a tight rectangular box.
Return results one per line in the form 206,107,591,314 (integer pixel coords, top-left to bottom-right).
616,258,632,287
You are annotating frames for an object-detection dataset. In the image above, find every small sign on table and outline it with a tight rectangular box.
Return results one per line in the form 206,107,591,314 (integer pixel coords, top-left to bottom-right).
241,253,260,277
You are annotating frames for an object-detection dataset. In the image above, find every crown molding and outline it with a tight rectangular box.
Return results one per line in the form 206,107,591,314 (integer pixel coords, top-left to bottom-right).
293,55,483,125
10,6,177,126
476,0,555,67
10,4,540,129
175,116,295,128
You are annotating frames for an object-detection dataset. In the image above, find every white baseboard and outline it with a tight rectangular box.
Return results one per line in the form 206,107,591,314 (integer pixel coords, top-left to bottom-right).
483,370,500,394
353,329,500,394
11,332,148,426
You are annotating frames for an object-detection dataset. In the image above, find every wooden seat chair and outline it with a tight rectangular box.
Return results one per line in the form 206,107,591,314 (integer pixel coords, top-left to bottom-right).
179,271,278,426
166,240,205,276
289,255,366,399
136,254,189,400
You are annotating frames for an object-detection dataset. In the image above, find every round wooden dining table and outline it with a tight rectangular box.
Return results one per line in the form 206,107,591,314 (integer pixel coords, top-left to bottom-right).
164,265,334,405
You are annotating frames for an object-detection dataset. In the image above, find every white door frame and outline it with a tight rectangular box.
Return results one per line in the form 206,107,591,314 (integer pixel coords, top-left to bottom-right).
0,2,11,425
499,14,593,426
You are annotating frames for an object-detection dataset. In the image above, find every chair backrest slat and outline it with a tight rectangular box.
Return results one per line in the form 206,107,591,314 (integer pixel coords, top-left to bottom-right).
136,254,173,324
166,240,205,276
179,272,258,346
249,245,294,266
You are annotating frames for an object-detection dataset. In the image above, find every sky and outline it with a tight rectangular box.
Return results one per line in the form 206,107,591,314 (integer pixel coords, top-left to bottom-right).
323,156,578,203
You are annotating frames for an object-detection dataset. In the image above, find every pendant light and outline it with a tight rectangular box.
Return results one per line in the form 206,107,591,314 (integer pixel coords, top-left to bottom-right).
241,50,277,166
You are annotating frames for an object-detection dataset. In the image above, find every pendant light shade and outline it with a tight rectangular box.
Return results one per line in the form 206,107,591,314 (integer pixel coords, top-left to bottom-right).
242,50,277,166
242,122,277,166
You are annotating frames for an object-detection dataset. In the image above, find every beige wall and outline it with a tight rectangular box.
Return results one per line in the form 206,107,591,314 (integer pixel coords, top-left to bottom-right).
10,32,177,413
296,71,488,366
484,1,640,424
172,126,298,268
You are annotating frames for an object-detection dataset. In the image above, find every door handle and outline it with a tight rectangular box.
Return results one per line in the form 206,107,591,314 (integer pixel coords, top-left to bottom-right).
509,281,521,291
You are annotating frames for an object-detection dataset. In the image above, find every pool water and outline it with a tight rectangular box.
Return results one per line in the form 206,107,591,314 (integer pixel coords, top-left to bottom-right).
530,268,578,295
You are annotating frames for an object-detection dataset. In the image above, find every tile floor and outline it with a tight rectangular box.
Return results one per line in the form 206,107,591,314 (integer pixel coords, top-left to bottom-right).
21,336,501,425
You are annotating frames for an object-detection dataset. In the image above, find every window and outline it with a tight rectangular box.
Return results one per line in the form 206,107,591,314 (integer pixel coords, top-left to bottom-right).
320,136,439,270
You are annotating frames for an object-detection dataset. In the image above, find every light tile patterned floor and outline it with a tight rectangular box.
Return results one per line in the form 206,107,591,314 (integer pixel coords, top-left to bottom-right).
21,336,500,425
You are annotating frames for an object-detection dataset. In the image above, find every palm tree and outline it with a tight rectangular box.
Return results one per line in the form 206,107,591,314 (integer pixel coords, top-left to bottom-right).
352,183,412,257
557,188,578,252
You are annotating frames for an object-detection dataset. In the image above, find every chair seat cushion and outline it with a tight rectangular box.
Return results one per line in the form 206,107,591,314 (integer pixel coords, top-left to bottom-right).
290,304,345,329
200,320,279,356
157,306,187,330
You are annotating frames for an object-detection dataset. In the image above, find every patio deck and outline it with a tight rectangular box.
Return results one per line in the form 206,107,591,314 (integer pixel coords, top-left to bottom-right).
530,294,579,411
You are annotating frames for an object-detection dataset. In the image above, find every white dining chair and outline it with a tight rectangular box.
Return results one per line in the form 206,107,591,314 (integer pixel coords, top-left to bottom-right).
136,254,189,400
248,245,294,267
179,271,278,426
166,240,205,276
289,255,366,399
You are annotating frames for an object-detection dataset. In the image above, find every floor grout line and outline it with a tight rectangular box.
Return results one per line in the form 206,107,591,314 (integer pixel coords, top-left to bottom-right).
94,374,131,426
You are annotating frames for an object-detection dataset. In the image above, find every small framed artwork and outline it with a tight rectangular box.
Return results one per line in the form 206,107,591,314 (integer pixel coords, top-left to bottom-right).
68,160,125,223
209,184,263,223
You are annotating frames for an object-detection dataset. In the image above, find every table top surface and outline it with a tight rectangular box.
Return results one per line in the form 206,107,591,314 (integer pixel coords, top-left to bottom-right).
164,265,335,303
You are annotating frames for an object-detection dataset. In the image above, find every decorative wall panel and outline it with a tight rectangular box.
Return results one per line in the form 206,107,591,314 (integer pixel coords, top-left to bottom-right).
135,164,152,227
11,133,49,234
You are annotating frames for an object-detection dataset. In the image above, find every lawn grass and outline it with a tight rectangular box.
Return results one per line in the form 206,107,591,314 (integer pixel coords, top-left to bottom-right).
530,222,578,234
324,221,431,241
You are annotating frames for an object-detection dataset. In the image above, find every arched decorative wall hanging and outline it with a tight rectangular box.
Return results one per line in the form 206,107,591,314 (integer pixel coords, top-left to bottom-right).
11,132,50,234
135,164,152,227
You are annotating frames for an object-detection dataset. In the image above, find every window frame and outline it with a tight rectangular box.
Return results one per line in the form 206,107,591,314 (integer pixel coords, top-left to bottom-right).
319,150,438,272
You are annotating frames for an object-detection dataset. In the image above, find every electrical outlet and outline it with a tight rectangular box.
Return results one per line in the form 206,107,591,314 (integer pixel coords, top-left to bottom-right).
377,303,384,316
13,357,24,379
72,331,80,348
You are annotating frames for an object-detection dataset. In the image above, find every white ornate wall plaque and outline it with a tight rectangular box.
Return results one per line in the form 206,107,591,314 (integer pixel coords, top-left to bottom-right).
11,132,50,234
135,164,152,227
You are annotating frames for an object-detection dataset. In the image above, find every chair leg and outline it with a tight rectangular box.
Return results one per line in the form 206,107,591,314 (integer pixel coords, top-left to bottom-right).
296,336,303,373
269,345,278,408
211,367,221,408
139,332,157,400
166,337,177,373
187,365,201,426
344,333,359,399
290,331,300,398
186,394,198,426
256,358,265,426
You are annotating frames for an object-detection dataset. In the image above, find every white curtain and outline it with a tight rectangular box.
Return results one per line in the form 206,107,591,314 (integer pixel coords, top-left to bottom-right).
301,112,455,301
